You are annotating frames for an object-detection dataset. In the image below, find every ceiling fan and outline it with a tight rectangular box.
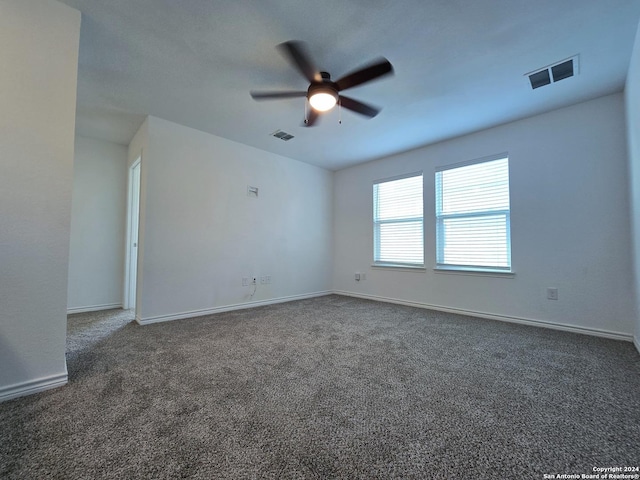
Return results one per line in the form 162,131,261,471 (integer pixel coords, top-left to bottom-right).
250,41,394,126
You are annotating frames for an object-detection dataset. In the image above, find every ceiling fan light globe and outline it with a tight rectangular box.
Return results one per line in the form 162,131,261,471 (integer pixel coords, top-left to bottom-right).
309,92,337,112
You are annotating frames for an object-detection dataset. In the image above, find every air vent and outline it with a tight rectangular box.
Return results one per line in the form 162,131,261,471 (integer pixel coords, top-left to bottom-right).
529,70,551,89
526,55,579,90
272,129,294,141
551,60,573,82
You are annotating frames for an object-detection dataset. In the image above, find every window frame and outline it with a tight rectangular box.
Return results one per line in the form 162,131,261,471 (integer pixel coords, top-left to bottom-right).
372,171,425,269
434,154,512,274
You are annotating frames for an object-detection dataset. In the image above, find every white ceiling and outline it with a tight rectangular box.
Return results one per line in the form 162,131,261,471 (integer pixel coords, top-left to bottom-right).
59,0,640,171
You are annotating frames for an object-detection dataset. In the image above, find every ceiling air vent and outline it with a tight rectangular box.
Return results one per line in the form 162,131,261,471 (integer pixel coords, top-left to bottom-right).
529,70,551,89
272,129,294,141
526,55,579,90
551,60,574,82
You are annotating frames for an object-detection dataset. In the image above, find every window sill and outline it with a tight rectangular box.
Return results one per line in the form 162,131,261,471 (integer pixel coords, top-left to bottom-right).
433,267,515,278
372,264,426,272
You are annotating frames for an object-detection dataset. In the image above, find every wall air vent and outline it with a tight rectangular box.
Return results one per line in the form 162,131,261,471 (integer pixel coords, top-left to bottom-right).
526,55,579,90
272,129,294,141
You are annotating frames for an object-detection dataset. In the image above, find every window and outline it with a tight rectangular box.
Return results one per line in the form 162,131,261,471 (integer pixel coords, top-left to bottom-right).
435,156,511,272
373,173,424,267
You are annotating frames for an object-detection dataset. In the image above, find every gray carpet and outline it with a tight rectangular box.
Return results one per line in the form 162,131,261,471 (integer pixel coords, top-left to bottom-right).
1,295,639,479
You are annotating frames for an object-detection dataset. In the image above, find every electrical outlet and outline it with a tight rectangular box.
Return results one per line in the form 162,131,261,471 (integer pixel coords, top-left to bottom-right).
355,273,361,281
242,277,248,287
260,276,266,284
547,287,558,300
265,275,271,284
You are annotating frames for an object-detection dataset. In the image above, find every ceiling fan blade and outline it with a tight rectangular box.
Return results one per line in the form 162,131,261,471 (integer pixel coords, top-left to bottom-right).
277,41,322,83
339,95,380,118
304,109,319,127
335,58,393,91
250,90,307,100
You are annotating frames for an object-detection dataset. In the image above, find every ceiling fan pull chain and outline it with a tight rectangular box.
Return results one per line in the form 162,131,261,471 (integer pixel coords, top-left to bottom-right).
339,98,342,125
304,98,309,124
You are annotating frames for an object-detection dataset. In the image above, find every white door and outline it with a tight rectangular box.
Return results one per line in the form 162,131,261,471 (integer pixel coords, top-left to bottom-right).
126,159,141,309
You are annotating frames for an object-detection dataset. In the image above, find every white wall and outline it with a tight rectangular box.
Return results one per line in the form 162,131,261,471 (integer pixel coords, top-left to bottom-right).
0,0,80,400
135,117,333,323
626,20,640,352
67,136,127,313
334,93,634,338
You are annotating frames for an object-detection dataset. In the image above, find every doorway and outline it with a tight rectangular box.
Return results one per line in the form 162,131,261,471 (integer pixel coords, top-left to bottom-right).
125,157,141,311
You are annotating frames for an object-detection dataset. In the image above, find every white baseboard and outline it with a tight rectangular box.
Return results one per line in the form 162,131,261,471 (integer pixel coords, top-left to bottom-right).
67,303,122,314
634,336,640,355
333,290,634,343
136,291,333,325
0,373,68,403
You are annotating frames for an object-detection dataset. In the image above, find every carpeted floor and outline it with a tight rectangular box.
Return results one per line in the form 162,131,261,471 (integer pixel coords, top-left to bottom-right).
1,295,639,479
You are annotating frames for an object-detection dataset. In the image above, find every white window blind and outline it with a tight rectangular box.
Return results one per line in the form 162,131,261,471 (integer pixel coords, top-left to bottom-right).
435,157,511,272
373,173,424,267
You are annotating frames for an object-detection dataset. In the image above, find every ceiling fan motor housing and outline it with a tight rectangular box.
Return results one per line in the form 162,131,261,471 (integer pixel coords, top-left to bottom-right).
308,83,338,100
